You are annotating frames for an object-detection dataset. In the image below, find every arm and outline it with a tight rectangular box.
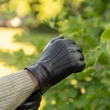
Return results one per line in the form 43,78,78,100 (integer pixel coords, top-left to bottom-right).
0,70,39,110
16,70,41,110
18,36,85,110
0,37,85,110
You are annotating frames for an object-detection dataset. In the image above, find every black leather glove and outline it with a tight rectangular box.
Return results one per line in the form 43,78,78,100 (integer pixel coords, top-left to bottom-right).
26,36,85,94
16,90,41,110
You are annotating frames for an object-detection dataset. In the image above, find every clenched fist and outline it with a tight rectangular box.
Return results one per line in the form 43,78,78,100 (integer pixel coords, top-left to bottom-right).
26,36,85,94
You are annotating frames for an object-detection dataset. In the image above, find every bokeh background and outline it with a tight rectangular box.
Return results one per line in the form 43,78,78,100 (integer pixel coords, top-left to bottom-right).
0,0,110,109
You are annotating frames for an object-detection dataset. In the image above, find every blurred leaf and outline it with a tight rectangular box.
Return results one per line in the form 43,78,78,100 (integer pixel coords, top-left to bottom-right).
101,24,110,43
78,67,95,79
101,24,110,54
107,41,110,55
98,52,108,65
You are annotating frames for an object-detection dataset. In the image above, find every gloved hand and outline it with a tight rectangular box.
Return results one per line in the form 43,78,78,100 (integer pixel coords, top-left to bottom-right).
26,36,85,94
16,90,41,110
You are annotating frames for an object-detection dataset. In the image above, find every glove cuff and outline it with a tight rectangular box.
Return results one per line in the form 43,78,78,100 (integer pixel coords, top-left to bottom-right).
25,62,51,94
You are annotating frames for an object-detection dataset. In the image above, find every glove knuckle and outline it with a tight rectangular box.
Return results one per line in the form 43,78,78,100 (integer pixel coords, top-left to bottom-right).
75,45,82,52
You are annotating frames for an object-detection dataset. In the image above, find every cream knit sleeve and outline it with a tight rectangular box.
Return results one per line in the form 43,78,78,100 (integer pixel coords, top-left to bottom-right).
0,70,35,110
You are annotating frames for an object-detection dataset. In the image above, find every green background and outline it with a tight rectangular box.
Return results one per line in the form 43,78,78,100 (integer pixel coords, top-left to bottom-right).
0,0,110,110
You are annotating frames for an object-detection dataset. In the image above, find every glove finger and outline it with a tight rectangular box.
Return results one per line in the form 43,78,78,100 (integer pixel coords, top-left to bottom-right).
22,100,39,107
71,51,84,61
59,39,76,45
74,61,86,73
16,99,41,110
50,36,64,43
43,36,64,52
80,53,84,61
16,91,41,110
29,105,40,110
68,44,82,52
27,91,41,101
78,60,86,72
